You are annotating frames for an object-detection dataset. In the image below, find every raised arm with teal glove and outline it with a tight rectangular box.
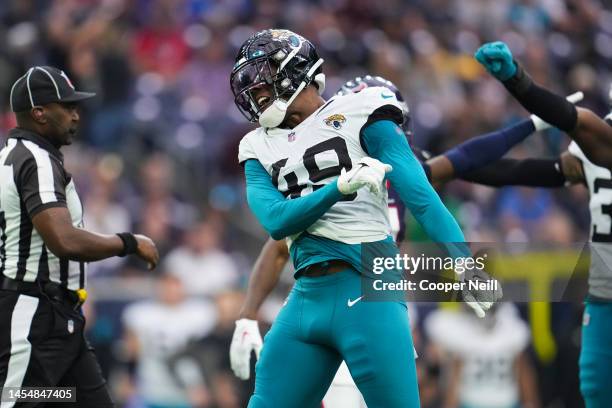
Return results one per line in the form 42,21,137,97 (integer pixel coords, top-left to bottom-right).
475,41,581,134
474,41,517,81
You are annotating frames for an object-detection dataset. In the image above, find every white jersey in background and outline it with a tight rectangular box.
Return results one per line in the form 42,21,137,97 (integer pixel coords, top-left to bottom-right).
568,141,612,299
122,299,217,406
238,86,406,245
425,304,529,408
165,248,239,297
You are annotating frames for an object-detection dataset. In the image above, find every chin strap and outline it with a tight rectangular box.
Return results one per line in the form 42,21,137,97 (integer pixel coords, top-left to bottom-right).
259,58,325,128
314,72,325,95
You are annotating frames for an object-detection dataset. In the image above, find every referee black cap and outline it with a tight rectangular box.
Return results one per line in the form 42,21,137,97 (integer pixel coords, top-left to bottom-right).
10,66,96,112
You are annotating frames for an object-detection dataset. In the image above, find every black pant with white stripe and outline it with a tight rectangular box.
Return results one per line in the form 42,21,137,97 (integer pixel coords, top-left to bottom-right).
0,289,113,407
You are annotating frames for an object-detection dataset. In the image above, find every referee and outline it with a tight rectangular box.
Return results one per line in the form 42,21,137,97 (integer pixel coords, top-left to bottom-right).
0,66,159,407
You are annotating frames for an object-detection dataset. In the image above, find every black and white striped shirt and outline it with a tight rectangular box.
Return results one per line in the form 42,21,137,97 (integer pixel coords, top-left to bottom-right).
0,128,85,290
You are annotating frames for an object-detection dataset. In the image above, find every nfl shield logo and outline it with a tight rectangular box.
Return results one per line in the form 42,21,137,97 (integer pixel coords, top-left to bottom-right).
67,319,74,334
60,71,75,90
288,132,296,142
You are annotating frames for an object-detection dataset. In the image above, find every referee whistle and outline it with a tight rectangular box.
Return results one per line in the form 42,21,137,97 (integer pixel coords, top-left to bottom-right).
76,288,88,304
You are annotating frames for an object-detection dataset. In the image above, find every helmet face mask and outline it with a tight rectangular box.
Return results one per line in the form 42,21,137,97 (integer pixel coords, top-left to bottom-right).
231,56,285,123
230,29,323,125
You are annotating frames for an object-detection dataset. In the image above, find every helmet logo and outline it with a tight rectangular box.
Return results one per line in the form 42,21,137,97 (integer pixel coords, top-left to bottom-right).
288,35,300,47
268,30,301,48
250,50,265,58
324,114,346,130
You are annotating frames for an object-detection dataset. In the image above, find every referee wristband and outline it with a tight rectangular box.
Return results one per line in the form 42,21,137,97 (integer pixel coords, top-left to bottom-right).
116,232,138,257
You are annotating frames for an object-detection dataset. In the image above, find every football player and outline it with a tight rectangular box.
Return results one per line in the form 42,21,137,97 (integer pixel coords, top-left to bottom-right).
425,303,539,408
230,74,580,406
231,29,501,407
476,41,612,408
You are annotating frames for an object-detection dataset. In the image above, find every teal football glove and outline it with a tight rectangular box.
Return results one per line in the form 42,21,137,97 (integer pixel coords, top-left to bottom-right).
475,41,517,81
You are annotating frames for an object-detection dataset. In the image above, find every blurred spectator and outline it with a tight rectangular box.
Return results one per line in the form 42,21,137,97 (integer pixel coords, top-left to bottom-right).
84,154,132,276
498,187,554,241
126,153,198,259
165,219,239,297
130,1,190,80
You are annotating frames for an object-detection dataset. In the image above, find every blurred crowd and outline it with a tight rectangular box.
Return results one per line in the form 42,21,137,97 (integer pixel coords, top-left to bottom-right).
0,0,610,406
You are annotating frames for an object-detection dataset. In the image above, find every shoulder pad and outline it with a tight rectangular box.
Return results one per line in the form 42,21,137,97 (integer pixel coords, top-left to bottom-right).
237,128,264,164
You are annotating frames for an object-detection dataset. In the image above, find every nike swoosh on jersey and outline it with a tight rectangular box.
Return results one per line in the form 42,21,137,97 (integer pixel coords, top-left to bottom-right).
347,296,364,307
345,163,366,183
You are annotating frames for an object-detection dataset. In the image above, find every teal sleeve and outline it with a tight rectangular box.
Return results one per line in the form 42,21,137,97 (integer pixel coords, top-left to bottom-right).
244,159,344,240
361,120,469,258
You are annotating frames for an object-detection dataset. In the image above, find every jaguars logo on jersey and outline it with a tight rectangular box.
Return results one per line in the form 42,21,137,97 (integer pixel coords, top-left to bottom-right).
324,114,346,130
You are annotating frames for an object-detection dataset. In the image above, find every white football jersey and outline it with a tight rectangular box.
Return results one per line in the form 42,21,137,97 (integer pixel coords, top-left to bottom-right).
425,304,529,408
238,86,405,245
123,299,217,405
568,141,612,299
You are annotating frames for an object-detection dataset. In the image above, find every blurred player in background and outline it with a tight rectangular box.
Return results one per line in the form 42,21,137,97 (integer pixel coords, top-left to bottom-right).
167,291,248,408
230,74,580,406
121,272,216,408
231,28,502,408
425,303,540,408
476,41,612,408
